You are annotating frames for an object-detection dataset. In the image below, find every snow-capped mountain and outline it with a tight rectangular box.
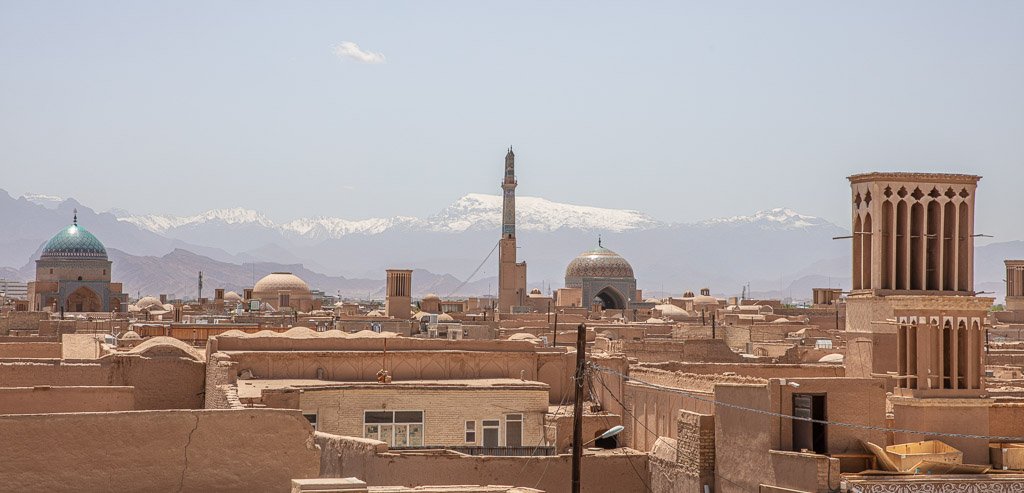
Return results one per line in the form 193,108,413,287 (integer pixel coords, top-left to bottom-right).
22,193,64,209
116,193,667,239
698,208,830,230
429,193,664,233
119,207,277,233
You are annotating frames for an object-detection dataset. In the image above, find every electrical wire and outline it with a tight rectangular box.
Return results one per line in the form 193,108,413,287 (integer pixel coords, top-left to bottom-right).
592,370,653,492
589,362,1024,442
445,240,501,298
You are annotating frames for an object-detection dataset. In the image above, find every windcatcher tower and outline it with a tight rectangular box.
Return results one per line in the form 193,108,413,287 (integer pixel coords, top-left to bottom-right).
498,148,527,313
845,172,993,463
385,269,412,319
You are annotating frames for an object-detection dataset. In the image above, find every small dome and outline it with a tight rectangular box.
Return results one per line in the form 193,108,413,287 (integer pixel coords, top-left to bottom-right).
529,288,542,295
682,291,695,299
223,291,243,302
41,221,108,260
818,353,844,363
137,297,163,310
508,332,540,341
422,293,440,301
437,313,455,323
413,311,430,321
253,272,310,297
366,309,385,317
655,304,688,317
120,330,142,340
693,294,718,307
565,245,635,286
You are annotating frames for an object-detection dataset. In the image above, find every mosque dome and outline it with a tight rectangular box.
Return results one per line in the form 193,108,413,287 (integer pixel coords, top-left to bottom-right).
253,272,311,296
565,245,634,286
41,222,107,261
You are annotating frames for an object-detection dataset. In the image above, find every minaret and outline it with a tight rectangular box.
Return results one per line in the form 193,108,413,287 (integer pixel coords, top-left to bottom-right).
502,148,517,238
498,148,527,313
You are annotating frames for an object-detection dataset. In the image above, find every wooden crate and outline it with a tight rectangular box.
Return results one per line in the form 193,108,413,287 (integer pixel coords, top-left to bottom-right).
884,440,962,471
990,443,1024,470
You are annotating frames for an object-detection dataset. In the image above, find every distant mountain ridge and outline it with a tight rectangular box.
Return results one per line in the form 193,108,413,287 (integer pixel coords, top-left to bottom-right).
115,193,828,239
5,187,1021,301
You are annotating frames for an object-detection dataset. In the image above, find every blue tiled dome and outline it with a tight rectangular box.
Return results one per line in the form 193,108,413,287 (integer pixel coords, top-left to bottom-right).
41,223,108,260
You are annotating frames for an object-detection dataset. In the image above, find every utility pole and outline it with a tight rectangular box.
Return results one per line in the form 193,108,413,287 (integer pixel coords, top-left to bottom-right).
571,323,586,493
551,310,559,348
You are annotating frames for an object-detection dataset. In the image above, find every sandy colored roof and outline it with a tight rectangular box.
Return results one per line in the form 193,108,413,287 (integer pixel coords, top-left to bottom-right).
237,378,549,399
121,336,203,361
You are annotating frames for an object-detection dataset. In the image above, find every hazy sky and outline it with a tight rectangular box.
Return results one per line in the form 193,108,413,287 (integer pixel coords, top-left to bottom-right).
1,1,1022,239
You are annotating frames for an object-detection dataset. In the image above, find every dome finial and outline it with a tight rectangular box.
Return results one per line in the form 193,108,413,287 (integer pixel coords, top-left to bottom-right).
73,208,78,226
598,234,602,248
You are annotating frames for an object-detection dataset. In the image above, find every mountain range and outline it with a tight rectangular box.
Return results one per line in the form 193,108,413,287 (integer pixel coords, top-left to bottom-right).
4,189,1022,302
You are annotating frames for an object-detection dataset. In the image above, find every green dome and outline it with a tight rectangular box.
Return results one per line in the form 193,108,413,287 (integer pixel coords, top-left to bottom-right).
41,224,108,260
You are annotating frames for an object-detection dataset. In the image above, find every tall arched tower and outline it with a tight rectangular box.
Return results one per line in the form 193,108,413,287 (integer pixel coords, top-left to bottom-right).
498,148,527,313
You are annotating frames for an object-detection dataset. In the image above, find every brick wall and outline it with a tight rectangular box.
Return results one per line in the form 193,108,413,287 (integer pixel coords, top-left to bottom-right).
299,386,549,448
676,410,715,478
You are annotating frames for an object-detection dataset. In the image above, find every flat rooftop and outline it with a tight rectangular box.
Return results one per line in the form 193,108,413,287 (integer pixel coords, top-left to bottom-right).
237,378,549,399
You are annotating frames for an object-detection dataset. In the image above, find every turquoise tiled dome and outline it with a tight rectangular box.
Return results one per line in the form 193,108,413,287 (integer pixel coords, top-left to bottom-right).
41,223,108,260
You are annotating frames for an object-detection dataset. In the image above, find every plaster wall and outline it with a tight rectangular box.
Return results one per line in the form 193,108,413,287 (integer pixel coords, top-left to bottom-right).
0,341,61,358
636,362,845,379
316,433,649,493
0,385,134,414
0,353,205,409
622,339,743,363
890,397,993,464
0,409,319,493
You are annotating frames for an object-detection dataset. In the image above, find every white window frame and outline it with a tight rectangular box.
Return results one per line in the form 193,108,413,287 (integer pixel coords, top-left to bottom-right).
363,410,424,447
481,419,501,447
465,420,476,443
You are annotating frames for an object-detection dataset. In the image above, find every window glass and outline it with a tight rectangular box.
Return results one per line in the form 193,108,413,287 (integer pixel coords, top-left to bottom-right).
409,424,423,446
465,421,476,443
395,425,409,446
365,411,393,424
364,424,380,440
380,425,394,444
395,411,423,423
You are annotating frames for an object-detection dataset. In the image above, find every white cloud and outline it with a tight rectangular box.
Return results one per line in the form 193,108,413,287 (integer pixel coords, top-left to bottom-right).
333,41,386,64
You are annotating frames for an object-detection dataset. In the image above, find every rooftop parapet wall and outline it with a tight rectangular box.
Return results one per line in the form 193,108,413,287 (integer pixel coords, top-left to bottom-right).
208,331,554,354
0,348,205,410
0,409,319,493
635,361,845,379
315,432,649,493
0,385,134,414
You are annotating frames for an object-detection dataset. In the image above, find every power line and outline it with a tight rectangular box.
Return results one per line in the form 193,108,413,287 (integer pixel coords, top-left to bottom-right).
445,240,500,298
591,370,653,493
589,362,1024,442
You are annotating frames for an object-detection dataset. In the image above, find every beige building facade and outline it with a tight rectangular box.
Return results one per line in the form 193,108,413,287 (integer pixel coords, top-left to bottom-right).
252,379,549,449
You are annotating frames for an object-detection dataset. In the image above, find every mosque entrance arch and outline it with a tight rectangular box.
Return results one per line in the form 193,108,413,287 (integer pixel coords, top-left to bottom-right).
592,287,627,310
66,286,102,312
